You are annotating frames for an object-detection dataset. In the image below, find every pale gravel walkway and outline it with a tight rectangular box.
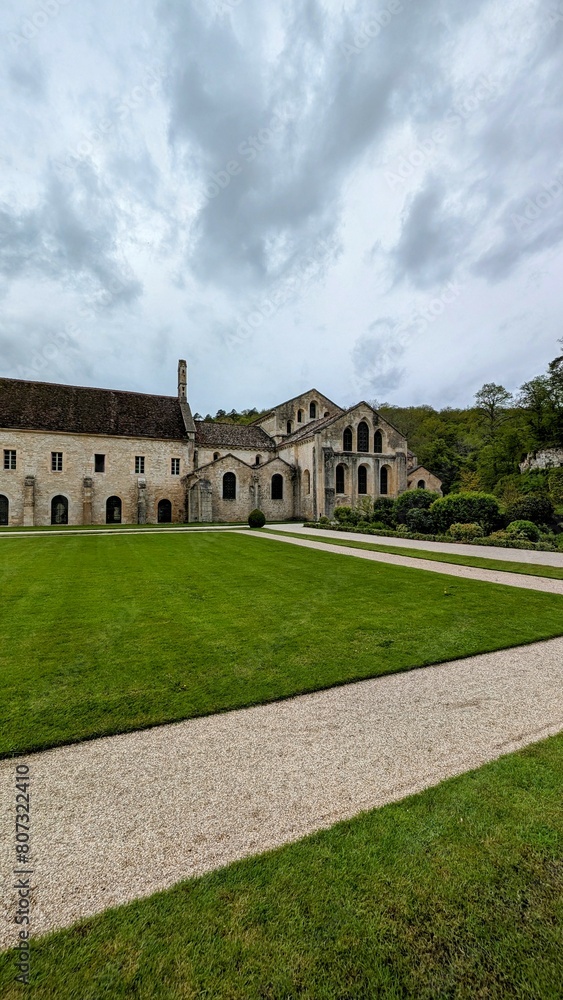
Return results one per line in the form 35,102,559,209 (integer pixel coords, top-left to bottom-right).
239,530,563,595
265,522,563,567
2,638,563,949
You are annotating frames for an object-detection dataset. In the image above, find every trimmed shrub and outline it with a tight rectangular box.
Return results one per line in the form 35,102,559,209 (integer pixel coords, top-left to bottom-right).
506,519,541,542
504,493,554,526
394,489,437,524
447,522,484,541
430,492,501,534
372,497,396,527
488,530,510,541
334,506,354,523
248,508,266,528
405,508,437,534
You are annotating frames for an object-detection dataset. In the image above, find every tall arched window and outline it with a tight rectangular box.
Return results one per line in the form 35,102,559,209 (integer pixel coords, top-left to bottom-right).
158,499,172,523
343,427,353,452
358,466,368,495
357,422,369,452
0,494,8,525
297,409,303,423
417,479,426,489
255,455,261,466
51,495,69,525
336,464,345,494
309,401,317,418
287,420,292,434
223,472,236,500
380,467,389,495
374,430,383,453
271,474,284,500
303,470,311,495
105,496,121,523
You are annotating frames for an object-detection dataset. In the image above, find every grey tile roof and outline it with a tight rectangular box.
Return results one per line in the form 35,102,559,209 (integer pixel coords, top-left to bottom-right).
195,421,275,449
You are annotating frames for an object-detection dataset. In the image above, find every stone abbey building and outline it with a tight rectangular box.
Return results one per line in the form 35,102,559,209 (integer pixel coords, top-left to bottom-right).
0,361,441,527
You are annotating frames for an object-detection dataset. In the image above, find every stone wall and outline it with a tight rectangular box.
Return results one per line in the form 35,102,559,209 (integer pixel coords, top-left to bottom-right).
520,448,563,472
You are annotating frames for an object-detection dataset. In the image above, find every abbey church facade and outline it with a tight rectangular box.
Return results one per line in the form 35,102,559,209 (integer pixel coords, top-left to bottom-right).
0,361,441,527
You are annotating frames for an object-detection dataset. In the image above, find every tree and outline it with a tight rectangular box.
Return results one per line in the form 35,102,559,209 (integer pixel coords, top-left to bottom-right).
474,383,513,442
518,376,554,447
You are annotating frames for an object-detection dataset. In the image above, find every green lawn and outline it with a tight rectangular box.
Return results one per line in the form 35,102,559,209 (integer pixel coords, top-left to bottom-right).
269,529,563,581
1,533,563,757
1,733,562,998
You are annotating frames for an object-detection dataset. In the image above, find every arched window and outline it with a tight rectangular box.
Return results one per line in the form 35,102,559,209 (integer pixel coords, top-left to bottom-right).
417,479,426,489
374,430,383,453
297,409,303,423
303,470,311,495
223,472,236,500
324,411,329,417
51,495,68,525
106,496,121,523
255,455,261,466
380,467,389,495
287,420,292,434
0,494,8,525
357,421,369,452
343,427,353,452
158,499,172,523
358,466,368,495
213,452,220,461
336,464,345,494
271,474,283,500
309,401,317,418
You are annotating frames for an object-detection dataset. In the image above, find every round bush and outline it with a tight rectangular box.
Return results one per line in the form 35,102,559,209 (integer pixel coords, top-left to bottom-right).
372,497,396,527
447,522,484,541
405,508,436,534
394,489,437,524
506,519,541,542
248,508,266,528
504,494,554,526
430,491,501,534
334,506,353,523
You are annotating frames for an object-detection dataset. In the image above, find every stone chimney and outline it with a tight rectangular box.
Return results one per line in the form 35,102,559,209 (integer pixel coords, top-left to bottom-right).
178,359,188,401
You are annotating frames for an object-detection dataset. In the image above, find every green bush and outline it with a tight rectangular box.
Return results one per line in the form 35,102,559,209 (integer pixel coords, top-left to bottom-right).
372,497,396,527
405,508,436,534
504,493,554,526
488,530,510,541
447,522,484,541
430,492,502,534
394,489,437,524
506,519,541,542
334,506,354,523
548,468,563,506
248,508,266,528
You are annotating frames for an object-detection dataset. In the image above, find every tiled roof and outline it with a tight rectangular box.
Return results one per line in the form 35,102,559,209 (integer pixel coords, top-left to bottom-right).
195,421,275,449
0,377,187,439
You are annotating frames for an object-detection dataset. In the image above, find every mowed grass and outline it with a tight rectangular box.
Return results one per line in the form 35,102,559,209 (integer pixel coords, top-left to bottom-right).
271,529,563,581
2,531,563,757
1,734,562,998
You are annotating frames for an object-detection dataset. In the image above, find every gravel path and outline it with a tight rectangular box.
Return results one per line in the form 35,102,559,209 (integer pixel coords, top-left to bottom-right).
2,637,563,949
239,530,563,595
265,523,563,567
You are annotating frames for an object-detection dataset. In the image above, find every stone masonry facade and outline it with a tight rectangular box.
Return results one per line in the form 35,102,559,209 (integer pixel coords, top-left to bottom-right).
0,361,442,526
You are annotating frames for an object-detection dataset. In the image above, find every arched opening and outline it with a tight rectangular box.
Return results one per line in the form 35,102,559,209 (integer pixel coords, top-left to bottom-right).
374,430,383,453
255,455,261,466
417,479,426,489
222,472,236,500
271,473,284,500
358,466,368,495
51,495,68,525
106,496,122,524
343,427,353,452
336,464,345,494
303,470,311,495
158,499,172,523
213,452,220,461
287,420,292,434
357,421,369,452
380,467,389,495
309,401,317,418
0,494,8,525
297,409,303,423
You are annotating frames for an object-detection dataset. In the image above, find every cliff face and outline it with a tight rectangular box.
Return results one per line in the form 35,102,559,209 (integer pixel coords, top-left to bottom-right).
520,448,563,472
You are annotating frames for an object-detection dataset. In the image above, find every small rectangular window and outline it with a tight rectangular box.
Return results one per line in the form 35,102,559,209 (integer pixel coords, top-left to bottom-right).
171,458,180,475
3,449,16,470
94,454,105,473
51,452,63,472
135,456,145,474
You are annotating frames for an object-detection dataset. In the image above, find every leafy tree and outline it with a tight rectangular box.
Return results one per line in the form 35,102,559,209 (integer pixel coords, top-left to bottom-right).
474,383,514,442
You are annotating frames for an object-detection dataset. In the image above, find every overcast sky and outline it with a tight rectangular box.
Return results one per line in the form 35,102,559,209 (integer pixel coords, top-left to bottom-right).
1,0,562,415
